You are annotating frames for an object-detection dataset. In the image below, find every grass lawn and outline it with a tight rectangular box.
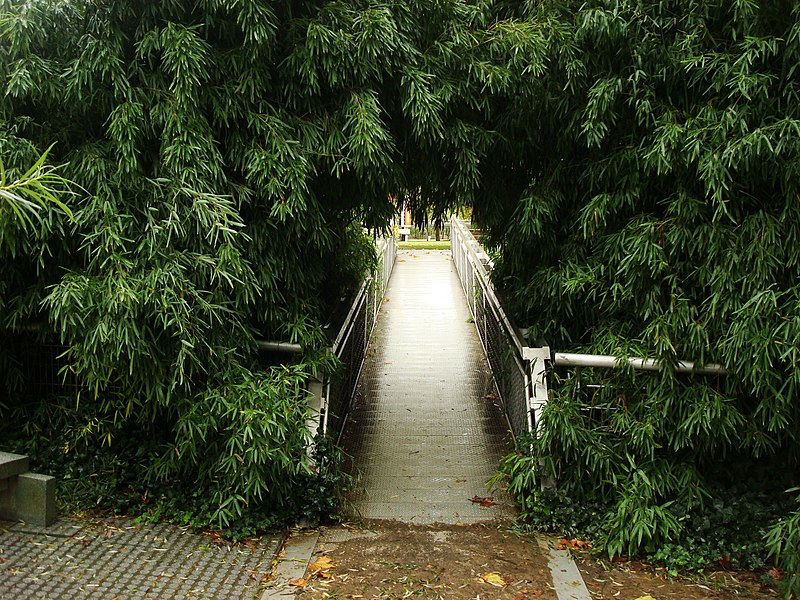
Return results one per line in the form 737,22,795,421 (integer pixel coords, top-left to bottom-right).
397,239,451,250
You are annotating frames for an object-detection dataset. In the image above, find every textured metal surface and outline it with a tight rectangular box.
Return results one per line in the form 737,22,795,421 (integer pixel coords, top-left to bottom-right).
341,250,515,523
324,236,396,437
0,516,281,599
450,218,537,439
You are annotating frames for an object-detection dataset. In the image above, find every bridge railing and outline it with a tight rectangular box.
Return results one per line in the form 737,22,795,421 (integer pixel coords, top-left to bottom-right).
450,216,727,447
321,235,396,438
450,217,549,440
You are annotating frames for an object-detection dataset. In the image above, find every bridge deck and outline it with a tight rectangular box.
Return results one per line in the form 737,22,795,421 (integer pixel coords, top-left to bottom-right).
340,249,515,523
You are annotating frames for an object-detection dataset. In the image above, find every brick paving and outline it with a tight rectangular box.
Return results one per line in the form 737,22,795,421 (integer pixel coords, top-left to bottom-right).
0,516,281,599
341,250,516,523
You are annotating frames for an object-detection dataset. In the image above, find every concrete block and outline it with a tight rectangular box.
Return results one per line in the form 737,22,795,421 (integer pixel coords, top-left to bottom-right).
18,473,57,526
0,472,57,526
0,451,29,479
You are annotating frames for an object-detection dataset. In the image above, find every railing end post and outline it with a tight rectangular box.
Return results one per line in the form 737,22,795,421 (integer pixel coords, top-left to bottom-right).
523,346,551,362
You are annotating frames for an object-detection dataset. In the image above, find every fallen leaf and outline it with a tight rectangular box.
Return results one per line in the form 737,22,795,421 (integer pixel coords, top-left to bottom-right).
309,556,335,573
768,567,782,580
470,495,496,507
288,578,307,588
483,393,498,400
611,555,628,563
479,572,506,587
633,596,657,600
559,538,591,550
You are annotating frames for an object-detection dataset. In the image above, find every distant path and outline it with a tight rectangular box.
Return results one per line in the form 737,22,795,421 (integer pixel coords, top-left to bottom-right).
340,249,515,523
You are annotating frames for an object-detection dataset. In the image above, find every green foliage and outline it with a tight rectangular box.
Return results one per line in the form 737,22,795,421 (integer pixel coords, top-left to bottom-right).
498,439,797,581
3,1,800,583
299,434,354,524
0,0,462,528
0,145,72,229
766,490,800,598
463,0,800,585
150,364,315,528
4,382,351,537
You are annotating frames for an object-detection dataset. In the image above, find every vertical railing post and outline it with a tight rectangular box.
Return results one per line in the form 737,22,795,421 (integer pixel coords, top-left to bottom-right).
523,346,551,438
307,375,324,442
522,345,555,490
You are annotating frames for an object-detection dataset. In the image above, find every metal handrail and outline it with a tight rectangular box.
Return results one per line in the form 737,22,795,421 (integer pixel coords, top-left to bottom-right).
451,216,540,438
320,234,396,437
449,216,728,444
552,353,727,375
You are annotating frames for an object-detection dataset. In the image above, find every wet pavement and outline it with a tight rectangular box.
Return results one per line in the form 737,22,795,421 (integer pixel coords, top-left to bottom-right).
0,516,281,599
341,250,516,523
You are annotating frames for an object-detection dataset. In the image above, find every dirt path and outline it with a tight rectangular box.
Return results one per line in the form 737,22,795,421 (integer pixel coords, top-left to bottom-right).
577,555,781,600
274,520,781,600
292,520,557,599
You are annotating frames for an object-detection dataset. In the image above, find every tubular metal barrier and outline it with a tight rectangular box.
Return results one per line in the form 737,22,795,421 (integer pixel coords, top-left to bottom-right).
321,236,396,438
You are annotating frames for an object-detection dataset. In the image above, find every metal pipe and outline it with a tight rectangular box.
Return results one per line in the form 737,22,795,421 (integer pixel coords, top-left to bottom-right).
451,217,527,355
255,340,303,354
553,352,727,375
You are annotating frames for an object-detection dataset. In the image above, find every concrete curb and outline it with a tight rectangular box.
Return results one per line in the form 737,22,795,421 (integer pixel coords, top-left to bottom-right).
537,536,592,600
261,529,319,599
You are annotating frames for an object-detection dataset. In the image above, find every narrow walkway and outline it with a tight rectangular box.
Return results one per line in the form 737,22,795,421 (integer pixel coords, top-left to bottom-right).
341,250,515,523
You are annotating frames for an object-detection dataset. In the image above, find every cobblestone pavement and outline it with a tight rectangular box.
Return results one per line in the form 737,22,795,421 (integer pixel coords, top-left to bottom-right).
0,516,282,599
341,250,516,523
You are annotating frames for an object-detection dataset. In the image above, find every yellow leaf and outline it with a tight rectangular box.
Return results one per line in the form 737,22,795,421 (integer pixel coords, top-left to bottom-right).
633,596,657,600
478,572,506,587
309,556,335,572
288,578,307,588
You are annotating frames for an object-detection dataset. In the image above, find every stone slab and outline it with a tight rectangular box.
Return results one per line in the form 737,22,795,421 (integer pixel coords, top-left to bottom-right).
15,472,56,526
0,451,29,479
538,536,592,600
261,529,319,599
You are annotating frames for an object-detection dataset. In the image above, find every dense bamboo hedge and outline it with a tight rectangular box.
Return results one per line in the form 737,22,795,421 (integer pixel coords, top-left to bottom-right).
1,1,798,589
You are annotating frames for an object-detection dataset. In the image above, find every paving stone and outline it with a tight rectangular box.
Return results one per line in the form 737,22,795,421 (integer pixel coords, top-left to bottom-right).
0,517,281,598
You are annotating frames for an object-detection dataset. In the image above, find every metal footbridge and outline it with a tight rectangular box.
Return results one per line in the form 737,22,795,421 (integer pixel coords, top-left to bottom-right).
313,219,547,523
314,217,726,524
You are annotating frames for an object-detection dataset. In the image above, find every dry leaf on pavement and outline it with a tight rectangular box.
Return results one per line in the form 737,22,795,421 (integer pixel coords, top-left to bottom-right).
478,572,506,587
469,495,496,507
309,556,335,573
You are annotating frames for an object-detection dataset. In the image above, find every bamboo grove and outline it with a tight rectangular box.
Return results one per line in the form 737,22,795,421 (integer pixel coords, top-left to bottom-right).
0,0,798,590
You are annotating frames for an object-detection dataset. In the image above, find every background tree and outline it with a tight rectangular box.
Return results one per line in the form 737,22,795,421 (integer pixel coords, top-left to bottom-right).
0,0,482,528
471,1,800,591
3,0,798,589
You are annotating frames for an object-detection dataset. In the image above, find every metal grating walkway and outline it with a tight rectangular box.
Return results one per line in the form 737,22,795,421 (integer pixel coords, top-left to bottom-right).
340,250,516,523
